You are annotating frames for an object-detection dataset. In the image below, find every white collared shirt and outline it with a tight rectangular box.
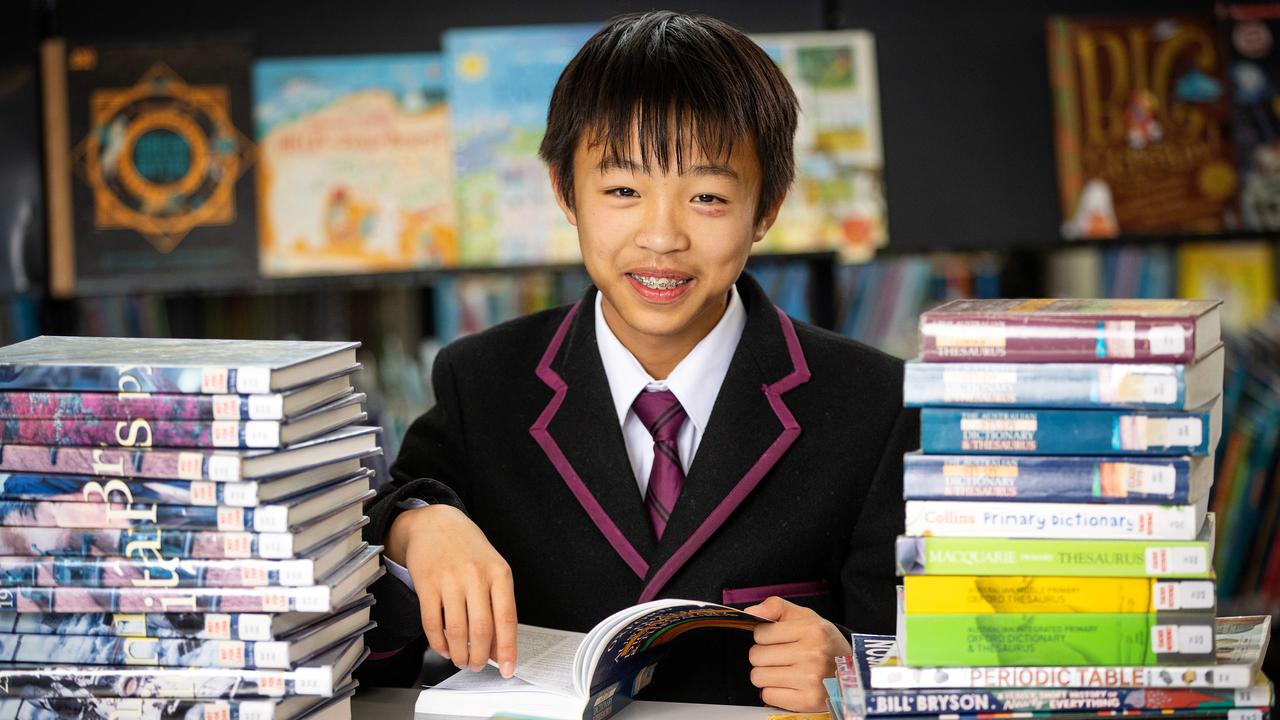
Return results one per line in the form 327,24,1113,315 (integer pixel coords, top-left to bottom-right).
594,286,746,495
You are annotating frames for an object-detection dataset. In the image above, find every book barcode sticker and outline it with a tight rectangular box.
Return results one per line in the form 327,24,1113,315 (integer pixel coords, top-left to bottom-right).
257,673,286,697
216,507,244,531
201,368,230,394
207,456,241,482
190,482,218,506
222,533,252,558
1102,320,1136,359
240,562,269,586
293,667,332,696
1234,689,1268,706
211,421,240,448
293,586,330,612
215,641,246,668
237,614,271,641
1151,625,1178,653
1175,581,1216,610
1118,416,1149,451
261,590,291,612
203,614,232,640
1178,625,1213,655
247,394,284,420
258,533,293,559
1228,711,1265,720
278,560,313,586
243,421,280,449
202,701,231,720
236,701,274,720
235,367,271,395
1165,419,1202,447
1148,325,1187,356
1121,463,1176,496
222,483,257,507
252,641,288,669
212,395,241,420
1146,547,1208,575
177,453,204,481
253,506,288,533
1140,377,1178,405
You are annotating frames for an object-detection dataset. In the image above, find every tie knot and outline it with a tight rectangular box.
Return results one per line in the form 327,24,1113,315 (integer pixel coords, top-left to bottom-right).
631,390,687,442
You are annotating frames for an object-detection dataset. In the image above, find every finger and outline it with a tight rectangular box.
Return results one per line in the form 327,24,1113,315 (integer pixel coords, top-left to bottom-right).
747,641,796,668
749,665,802,691
744,596,786,621
761,686,826,713
418,586,449,660
466,582,495,672
490,567,518,678
752,618,806,645
440,581,470,669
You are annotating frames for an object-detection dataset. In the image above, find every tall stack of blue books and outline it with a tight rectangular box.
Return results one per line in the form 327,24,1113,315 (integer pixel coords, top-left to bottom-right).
0,336,384,719
827,299,1274,720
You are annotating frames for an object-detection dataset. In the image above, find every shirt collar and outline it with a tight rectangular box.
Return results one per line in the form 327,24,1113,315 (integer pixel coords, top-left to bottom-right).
594,284,747,436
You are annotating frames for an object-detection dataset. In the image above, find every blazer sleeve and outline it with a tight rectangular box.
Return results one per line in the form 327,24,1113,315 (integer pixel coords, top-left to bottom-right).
362,344,472,656
839,405,919,635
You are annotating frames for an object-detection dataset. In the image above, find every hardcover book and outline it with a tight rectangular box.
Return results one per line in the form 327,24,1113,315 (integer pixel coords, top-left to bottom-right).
0,336,358,394
40,37,258,297
0,464,374,508
1046,17,1235,239
901,612,1216,666
0,424,380,481
0,688,348,720
840,632,1273,712
866,615,1269,689
903,496,1208,540
904,346,1224,409
903,576,1215,614
918,298,1222,363
254,54,457,277
896,515,1215,577
919,399,1222,456
903,453,1212,504
0,632,365,698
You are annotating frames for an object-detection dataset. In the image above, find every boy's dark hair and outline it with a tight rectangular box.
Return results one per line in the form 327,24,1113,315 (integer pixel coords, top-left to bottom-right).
539,11,798,222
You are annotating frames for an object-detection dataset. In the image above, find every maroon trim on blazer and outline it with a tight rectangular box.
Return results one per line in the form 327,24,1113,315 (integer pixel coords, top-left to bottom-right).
722,579,829,606
638,307,811,603
529,301,650,579
365,648,404,662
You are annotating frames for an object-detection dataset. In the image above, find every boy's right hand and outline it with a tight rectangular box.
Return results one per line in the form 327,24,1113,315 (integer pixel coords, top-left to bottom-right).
385,504,517,678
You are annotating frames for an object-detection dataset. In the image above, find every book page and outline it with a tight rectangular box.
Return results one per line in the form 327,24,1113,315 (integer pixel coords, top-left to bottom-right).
507,624,585,697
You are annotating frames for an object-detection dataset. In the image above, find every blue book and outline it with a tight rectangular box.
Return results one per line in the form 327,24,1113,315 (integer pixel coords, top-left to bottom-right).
919,398,1221,456
0,337,358,394
904,345,1224,410
903,453,1212,504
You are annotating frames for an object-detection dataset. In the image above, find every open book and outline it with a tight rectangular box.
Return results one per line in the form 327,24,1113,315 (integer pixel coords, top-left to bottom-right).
414,599,767,719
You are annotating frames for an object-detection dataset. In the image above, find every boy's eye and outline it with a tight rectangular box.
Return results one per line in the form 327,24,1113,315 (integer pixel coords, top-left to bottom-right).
694,194,723,204
608,188,638,198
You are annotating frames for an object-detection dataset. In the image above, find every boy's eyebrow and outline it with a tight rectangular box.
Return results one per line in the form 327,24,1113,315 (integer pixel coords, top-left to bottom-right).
596,157,741,181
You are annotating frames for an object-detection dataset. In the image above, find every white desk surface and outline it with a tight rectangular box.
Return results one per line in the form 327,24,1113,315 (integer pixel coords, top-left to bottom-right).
353,686,777,719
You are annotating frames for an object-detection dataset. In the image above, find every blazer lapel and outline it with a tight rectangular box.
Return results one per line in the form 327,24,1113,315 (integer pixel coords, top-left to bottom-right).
638,275,811,602
529,295,656,579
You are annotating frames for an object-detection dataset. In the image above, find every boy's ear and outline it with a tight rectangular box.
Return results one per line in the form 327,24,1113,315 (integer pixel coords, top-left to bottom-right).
751,193,786,243
549,167,578,226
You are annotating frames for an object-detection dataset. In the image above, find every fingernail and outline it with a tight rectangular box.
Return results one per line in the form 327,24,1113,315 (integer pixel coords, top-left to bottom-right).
439,650,450,660
501,661,514,678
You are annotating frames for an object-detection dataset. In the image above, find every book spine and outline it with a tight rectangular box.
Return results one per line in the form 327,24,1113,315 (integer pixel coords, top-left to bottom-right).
0,555,316,588
0,499,288,532
895,535,1214,577
903,500,1203,540
903,454,1194,503
0,584,331,614
1047,17,1084,232
856,684,1271,715
903,362,1188,408
0,365,274,395
868,661,1257,690
0,444,243,481
902,612,1216,666
0,696,295,720
0,391,287,421
0,418,283,449
0,526,296,560
0,473,262,506
902,576,1216,613
0,632,294,669
917,316,1198,362
920,407,1213,456
0,662,335,698
0,610,287,641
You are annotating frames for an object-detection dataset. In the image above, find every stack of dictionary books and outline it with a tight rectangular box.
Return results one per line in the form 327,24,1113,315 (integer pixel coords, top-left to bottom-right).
833,299,1273,720
0,336,385,719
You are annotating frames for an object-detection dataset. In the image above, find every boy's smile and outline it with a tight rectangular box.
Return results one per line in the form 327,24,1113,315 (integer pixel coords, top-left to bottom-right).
553,131,781,379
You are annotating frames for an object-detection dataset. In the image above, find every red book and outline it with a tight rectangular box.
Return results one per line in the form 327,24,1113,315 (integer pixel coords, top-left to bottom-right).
918,298,1222,363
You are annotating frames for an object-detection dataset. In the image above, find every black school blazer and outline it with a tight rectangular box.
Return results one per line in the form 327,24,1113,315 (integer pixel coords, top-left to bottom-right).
359,273,919,705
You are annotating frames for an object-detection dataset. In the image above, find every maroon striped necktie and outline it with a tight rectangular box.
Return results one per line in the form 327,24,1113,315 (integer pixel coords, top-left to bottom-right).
632,390,688,540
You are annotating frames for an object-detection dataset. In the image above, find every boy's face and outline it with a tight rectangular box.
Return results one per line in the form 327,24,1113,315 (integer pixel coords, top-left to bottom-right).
553,131,780,358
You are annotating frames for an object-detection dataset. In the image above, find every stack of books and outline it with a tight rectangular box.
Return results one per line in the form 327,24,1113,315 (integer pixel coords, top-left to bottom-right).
830,299,1274,719
0,336,385,720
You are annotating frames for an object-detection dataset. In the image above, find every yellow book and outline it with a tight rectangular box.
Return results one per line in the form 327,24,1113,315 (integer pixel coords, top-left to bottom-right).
1176,241,1275,333
904,576,1215,614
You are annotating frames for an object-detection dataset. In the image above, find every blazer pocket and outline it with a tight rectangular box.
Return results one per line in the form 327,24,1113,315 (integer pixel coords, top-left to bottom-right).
722,579,829,606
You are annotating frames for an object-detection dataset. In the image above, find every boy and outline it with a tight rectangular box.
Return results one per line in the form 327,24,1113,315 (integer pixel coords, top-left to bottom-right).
364,11,917,711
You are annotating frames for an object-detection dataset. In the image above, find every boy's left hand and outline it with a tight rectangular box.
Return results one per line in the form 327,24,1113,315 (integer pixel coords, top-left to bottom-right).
744,596,851,712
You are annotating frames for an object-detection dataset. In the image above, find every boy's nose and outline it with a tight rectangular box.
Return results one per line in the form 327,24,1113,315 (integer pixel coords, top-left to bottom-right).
634,200,691,253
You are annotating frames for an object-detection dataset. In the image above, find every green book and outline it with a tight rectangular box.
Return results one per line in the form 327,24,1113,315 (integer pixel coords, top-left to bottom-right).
895,514,1214,578
903,612,1216,666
